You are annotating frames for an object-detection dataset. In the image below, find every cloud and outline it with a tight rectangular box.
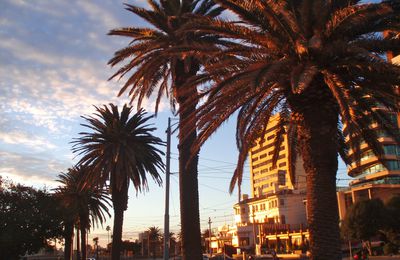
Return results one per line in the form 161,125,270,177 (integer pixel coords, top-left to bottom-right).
77,1,122,29
0,151,70,188
0,130,56,150
0,0,171,189
5,0,71,18
0,38,61,65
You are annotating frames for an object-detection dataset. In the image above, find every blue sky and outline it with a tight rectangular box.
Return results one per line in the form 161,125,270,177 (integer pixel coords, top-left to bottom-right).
0,0,350,247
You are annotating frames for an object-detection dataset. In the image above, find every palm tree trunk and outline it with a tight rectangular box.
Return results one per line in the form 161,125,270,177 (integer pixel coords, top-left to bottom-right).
175,60,202,260
293,100,341,260
76,225,81,260
111,181,128,260
80,217,87,260
64,221,74,260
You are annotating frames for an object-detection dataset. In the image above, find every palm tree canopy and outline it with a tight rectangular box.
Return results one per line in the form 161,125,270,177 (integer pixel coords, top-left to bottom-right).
108,0,225,113
148,226,162,241
72,104,165,193
179,0,400,191
54,166,111,228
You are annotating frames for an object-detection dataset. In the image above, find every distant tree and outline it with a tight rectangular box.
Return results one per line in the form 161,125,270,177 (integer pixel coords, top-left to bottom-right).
162,232,177,256
93,237,99,259
148,226,162,258
381,196,400,254
386,195,400,233
341,199,386,255
106,225,111,245
121,240,141,256
201,229,211,253
54,166,111,260
73,105,164,260
0,181,64,259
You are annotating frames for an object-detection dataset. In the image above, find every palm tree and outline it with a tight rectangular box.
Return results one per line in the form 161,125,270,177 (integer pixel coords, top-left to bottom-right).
178,1,400,259
106,225,111,245
107,2,224,259
72,104,165,260
163,232,177,256
55,166,111,260
147,226,162,258
93,237,99,259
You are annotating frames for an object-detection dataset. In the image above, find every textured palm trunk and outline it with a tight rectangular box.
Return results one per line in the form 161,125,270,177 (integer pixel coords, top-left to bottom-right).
64,221,74,260
76,225,80,260
175,61,202,260
111,180,128,260
80,216,88,260
292,99,341,260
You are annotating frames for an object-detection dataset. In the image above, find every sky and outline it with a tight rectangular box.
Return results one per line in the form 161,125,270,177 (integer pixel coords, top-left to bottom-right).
0,0,351,248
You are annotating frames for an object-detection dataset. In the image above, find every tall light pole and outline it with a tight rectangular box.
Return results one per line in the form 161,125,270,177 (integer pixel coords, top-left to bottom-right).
163,118,171,260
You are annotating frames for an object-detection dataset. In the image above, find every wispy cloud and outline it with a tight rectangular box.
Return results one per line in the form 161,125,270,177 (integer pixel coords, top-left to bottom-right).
5,0,72,18
0,130,56,150
0,0,170,188
0,151,70,188
77,1,122,29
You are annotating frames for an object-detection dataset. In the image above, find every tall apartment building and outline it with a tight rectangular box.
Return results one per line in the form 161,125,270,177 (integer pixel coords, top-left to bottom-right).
233,114,308,254
249,115,306,197
337,44,400,219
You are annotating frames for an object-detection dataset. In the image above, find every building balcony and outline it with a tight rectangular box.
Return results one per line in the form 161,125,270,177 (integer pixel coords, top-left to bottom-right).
256,223,308,236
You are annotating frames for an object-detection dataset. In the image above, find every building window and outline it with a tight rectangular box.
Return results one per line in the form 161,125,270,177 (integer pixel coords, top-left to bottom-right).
281,215,286,224
360,150,375,162
360,160,400,176
241,207,246,214
384,145,400,156
280,199,285,206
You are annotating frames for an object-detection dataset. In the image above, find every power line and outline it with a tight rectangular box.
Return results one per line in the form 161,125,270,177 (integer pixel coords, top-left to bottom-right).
171,152,244,166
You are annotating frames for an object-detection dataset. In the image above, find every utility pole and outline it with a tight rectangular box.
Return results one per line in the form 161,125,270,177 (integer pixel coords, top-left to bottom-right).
163,117,171,260
208,217,212,257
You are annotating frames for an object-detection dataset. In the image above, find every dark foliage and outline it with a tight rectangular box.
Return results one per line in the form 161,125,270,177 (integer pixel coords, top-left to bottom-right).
0,181,64,259
72,104,164,260
108,1,224,259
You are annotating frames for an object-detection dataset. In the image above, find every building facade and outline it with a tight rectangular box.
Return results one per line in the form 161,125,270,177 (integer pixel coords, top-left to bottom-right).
337,48,400,219
233,114,309,255
249,115,307,197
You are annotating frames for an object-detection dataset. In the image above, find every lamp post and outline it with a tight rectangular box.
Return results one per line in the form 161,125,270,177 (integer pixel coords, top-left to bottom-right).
163,118,172,260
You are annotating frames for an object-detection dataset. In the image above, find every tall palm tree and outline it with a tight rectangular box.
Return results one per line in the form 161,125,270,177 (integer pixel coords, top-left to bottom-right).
147,226,162,258
55,166,111,260
178,1,400,259
107,2,224,259
72,104,164,260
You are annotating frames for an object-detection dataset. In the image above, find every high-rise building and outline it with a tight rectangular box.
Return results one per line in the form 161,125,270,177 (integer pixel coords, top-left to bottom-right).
249,114,306,197
337,43,400,219
233,114,308,254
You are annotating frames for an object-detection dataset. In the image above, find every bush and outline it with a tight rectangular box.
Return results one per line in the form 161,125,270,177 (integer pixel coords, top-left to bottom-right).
383,243,398,255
